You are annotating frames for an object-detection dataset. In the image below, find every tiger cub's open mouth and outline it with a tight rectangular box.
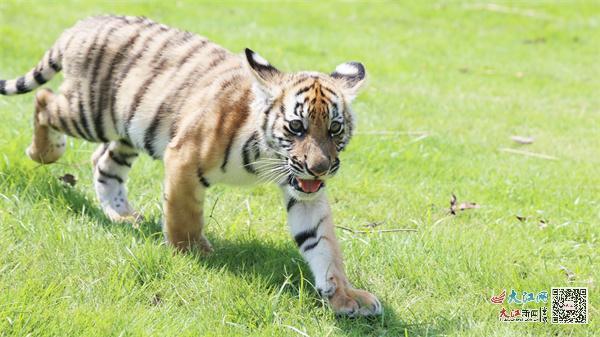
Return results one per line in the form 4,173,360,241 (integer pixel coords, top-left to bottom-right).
290,177,324,194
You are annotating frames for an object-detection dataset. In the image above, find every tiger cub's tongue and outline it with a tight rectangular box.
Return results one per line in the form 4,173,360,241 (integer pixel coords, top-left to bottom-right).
297,178,322,193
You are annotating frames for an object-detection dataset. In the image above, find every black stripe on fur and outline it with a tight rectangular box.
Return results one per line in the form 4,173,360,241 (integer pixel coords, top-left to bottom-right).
294,216,327,249
302,236,323,252
77,95,95,141
287,198,297,212
58,116,75,137
48,47,61,72
109,151,132,167
98,168,124,184
143,115,161,158
16,77,28,93
197,168,210,188
33,70,47,85
241,132,260,174
220,139,233,172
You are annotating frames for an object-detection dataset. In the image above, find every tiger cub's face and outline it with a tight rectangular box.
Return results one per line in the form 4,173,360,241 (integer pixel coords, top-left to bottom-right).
245,49,366,200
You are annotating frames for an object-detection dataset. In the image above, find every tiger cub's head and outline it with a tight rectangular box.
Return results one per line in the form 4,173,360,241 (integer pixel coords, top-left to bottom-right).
245,49,366,200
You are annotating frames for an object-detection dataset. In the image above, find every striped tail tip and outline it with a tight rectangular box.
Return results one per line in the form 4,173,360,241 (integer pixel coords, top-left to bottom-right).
1,46,62,96
0,74,46,96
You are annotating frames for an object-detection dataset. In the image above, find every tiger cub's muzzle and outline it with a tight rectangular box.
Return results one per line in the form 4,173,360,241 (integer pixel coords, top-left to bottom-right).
286,156,340,194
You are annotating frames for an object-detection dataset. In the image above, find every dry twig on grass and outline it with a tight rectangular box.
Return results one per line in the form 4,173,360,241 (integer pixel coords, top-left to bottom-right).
336,225,417,234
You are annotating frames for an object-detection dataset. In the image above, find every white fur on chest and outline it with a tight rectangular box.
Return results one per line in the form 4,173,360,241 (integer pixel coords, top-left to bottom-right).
204,147,261,186
203,130,266,186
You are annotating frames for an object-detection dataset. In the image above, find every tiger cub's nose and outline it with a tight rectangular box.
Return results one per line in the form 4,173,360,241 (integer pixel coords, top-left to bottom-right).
307,160,330,177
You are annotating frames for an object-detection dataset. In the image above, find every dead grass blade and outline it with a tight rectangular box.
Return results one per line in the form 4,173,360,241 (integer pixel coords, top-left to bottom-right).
499,148,558,160
560,266,576,282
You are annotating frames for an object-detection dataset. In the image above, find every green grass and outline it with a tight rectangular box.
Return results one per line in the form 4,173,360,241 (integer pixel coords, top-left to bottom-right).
0,1,598,336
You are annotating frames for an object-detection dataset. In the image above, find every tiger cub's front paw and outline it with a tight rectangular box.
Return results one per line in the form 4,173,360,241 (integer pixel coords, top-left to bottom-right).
329,287,383,317
169,234,214,254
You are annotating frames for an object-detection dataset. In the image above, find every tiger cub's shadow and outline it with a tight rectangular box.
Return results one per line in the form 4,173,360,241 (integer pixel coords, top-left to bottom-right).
8,168,410,333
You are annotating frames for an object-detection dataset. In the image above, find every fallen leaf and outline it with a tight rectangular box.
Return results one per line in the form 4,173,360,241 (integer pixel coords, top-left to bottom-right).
559,266,575,281
450,194,479,215
58,173,77,187
511,135,534,144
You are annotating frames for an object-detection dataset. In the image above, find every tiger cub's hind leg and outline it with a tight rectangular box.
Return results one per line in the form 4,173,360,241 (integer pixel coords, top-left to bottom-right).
92,140,141,222
26,89,67,164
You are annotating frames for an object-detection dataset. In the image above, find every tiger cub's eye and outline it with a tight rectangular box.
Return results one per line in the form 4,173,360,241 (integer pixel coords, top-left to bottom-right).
289,120,304,134
329,121,343,134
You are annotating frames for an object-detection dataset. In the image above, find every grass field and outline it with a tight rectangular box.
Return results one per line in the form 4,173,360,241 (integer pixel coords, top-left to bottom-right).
0,1,598,336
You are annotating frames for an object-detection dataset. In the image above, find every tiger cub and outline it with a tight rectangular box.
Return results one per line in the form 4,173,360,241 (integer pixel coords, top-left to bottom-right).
0,15,381,316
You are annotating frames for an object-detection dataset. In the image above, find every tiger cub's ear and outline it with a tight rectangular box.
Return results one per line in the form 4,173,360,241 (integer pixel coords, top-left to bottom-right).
331,62,367,100
244,48,281,93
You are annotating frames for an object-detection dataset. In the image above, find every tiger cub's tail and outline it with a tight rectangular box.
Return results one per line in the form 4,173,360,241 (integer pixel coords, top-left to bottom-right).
0,43,62,96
